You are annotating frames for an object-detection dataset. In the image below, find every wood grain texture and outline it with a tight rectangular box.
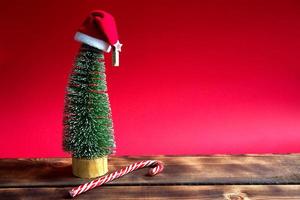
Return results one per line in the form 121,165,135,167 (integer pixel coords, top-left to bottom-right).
0,155,300,187
1,185,300,199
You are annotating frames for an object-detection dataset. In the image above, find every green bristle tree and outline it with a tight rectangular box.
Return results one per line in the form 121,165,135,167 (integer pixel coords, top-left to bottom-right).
63,44,115,159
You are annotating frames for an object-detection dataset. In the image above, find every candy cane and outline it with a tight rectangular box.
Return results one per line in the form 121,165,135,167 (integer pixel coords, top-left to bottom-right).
69,160,164,198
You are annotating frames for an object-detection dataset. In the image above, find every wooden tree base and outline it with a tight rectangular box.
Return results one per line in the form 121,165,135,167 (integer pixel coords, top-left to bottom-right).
72,156,108,178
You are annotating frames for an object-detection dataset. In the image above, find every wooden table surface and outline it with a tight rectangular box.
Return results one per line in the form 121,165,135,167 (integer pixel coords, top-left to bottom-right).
0,155,300,199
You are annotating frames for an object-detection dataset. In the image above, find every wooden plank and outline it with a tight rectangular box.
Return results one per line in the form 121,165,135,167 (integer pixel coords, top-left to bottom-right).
1,185,300,199
0,155,300,187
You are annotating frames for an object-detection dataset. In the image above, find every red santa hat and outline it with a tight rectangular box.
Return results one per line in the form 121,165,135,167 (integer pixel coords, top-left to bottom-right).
74,10,122,66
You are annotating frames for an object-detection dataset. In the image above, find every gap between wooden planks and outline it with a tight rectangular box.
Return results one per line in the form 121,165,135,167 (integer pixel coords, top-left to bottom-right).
1,185,300,199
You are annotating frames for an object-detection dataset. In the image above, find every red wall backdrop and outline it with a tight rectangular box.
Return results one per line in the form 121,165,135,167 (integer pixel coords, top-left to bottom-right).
1,0,300,158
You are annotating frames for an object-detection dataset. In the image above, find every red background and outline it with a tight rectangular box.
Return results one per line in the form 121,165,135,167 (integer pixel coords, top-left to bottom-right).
1,0,300,158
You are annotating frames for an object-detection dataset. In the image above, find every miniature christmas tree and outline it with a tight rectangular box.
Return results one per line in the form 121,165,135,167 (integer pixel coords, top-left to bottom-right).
63,10,122,178
63,44,115,177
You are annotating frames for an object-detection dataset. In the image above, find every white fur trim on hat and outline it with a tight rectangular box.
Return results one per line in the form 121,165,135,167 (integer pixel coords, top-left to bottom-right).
74,32,112,52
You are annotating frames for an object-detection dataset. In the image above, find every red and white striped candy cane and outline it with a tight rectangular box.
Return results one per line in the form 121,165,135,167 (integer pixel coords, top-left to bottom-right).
69,160,164,198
